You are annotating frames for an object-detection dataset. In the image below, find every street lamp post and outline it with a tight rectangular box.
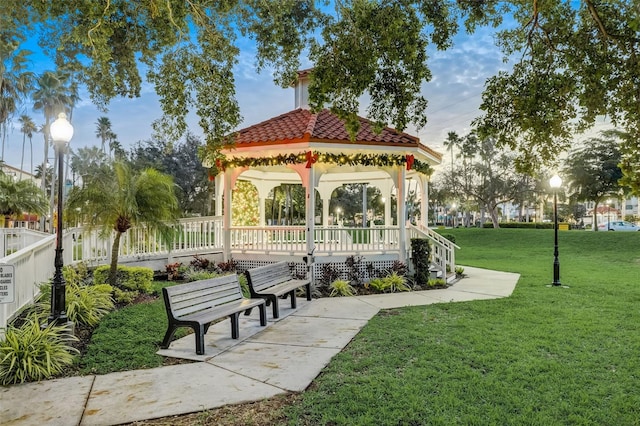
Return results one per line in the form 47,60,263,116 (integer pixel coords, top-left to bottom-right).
549,174,562,287
48,113,73,326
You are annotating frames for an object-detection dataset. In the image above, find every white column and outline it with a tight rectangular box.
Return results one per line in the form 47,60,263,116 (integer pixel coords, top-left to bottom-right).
419,175,429,228
214,175,223,216
258,197,266,226
396,167,407,263
306,166,316,258
223,171,232,261
322,196,330,226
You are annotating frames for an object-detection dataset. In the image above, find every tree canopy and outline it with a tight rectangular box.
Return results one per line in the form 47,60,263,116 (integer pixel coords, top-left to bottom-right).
474,1,640,175
4,1,638,181
563,131,624,230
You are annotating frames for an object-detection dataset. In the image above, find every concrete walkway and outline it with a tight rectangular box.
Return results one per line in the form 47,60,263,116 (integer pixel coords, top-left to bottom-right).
1,266,519,426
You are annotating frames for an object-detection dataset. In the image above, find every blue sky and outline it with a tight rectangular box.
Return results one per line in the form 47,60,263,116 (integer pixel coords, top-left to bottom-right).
2,16,609,172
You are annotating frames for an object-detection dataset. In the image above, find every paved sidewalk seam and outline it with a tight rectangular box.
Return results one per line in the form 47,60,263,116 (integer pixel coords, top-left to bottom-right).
77,375,97,426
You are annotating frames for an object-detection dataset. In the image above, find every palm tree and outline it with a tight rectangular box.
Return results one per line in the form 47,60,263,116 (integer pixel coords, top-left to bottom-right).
18,114,37,178
66,161,180,285
443,131,462,173
95,117,112,154
69,146,110,188
0,172,47,227
1,46,33,162
32,70,74,231
33,163,53,194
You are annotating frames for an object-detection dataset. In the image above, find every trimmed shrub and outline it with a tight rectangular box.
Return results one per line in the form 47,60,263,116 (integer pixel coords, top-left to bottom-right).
0,317,78,385
94,265,154,293
483,222,554,229
93,265,153,305
411,238,431,287
442,233,456,244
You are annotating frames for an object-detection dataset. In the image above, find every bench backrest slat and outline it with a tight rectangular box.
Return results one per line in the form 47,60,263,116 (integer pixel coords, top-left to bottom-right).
163,274,244,319
247,262,293,292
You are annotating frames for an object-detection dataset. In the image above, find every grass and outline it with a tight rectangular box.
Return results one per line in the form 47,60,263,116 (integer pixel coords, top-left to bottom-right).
74,228,640,424
74,281,184,375
282,228,640,425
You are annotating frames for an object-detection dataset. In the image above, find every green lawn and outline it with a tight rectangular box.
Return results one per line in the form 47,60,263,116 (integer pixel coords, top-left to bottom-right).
283,228,640,425
76,228,640,424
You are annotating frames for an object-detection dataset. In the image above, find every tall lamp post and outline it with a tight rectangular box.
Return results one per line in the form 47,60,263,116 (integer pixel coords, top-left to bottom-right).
48,113,73,326
549,174,562,287
606,199,612,230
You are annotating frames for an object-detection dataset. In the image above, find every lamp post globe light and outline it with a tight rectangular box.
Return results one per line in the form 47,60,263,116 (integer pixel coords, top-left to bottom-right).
549,174,563,287
48,112,73,326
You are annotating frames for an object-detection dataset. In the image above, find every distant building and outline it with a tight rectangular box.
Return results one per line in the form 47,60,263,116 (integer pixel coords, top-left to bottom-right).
1,164,43,229
0,163,41,187
584,196,639,225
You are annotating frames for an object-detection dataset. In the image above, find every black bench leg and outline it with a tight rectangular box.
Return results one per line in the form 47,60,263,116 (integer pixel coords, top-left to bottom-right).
195,324,206,355
306,283,312,301
270,296,280,319
230,313,240,339
244,307,253,316
290,290,297,309
160,325,177,349
258,303,267,326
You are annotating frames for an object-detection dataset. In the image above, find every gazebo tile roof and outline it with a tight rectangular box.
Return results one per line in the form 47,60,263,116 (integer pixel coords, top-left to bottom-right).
232,108,419,147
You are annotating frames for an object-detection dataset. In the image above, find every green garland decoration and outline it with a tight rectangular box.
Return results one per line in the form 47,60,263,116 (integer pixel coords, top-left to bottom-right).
215,152,432,176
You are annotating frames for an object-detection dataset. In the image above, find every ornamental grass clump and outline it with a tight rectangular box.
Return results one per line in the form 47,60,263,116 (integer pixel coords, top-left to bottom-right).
329,279,355,297
38,275,114,328
0,317,78,385
369,272,411,293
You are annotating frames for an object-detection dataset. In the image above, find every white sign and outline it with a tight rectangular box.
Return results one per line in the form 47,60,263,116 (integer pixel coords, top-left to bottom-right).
0,264,15,304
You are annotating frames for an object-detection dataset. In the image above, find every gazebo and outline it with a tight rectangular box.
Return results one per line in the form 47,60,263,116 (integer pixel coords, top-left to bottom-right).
209,71,455,280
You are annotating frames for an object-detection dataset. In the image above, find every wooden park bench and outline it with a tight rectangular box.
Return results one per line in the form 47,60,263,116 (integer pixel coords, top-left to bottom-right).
245,261,312,319
160,274,267,355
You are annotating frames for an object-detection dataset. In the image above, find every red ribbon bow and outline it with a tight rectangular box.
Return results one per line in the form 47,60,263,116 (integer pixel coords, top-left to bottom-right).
215,158,225,173
406,154,415,170
305,151,319,168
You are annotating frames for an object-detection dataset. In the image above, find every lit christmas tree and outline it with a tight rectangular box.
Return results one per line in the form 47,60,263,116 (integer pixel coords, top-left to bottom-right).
232,180,259,226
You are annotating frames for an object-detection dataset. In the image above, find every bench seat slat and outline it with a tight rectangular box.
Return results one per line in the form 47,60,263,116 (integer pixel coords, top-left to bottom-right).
179,298,265,323
169,289,242,311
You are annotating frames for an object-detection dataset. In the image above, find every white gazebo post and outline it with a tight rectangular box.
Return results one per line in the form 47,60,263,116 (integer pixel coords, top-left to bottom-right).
215,174,223,216
222,171,233,261
379,181,392,226
317,185,335,227
222,167,247,261
396,166,407,263
419,175,430,229
252,181,279,227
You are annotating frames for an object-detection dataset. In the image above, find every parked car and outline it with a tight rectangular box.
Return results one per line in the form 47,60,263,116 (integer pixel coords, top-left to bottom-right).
597,221,640,231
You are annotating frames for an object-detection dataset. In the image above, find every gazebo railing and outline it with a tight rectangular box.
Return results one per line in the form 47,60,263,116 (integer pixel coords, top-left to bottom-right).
229,225,400,255
70,216,224,265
